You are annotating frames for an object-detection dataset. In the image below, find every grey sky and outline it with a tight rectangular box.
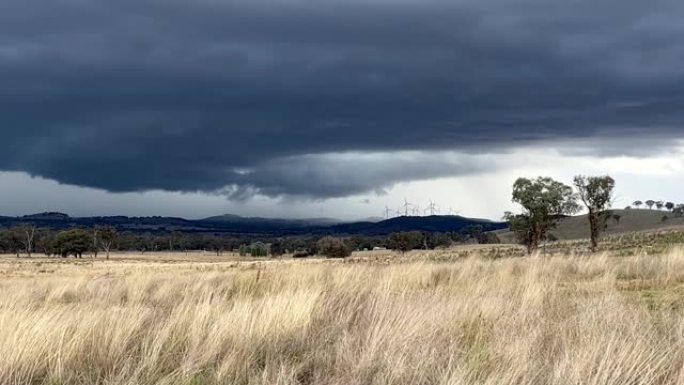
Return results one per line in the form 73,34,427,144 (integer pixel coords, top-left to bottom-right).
1,0,683,218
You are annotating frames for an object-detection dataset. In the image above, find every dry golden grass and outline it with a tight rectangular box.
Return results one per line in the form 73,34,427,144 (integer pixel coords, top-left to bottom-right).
3,248,684,384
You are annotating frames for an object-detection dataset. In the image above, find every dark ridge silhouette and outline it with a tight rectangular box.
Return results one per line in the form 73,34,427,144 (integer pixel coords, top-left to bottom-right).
0,213,506,236
327,215,507,235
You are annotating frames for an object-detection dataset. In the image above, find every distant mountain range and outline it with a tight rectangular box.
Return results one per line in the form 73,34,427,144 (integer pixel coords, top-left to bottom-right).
0,212,507,236
202,214,345,227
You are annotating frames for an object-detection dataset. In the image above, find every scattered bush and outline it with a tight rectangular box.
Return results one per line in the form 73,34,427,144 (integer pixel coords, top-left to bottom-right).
239,242,270,257
52,229,91,258
387,231,424,253
478,232,502,244
316,236,352,258
292,249,313,258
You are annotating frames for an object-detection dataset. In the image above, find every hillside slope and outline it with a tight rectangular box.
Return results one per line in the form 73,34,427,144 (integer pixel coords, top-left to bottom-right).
328,215,507,235
496,209,684,243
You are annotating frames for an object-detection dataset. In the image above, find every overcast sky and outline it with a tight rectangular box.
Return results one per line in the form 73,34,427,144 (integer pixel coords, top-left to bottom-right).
1,0,683,220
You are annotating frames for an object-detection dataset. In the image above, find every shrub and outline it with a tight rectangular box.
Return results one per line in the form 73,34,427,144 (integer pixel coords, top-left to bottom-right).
292,249,312,258
387,231,423,253
316,237,352,258
52,229,90,258
478,232,502,244
238,242,270,257
249,242,269,257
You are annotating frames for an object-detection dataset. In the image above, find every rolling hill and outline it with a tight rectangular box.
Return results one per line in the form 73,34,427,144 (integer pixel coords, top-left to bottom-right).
328,215,507,235
495,209,684,243
0,212,506,236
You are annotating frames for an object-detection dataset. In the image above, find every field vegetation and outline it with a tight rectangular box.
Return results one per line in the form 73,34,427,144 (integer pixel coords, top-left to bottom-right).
3,245,684,384
496,209,684,244
2,174,684,384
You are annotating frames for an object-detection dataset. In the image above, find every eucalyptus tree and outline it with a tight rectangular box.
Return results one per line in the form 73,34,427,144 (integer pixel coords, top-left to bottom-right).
504,177,580,254
573,175,616,252
97,225,117,259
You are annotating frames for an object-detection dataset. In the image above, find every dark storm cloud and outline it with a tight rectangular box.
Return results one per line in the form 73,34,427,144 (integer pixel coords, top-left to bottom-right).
221,152,493,199
1,0,684,198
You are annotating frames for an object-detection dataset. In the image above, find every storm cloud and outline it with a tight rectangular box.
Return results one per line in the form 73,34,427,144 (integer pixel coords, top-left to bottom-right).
2,0,684,198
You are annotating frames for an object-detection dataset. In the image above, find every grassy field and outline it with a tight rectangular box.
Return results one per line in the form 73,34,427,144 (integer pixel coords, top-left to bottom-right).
495,208,684,243
3,247,684,385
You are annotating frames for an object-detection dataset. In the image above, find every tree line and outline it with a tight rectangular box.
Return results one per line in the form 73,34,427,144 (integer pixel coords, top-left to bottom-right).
628,200,684,216
0,223,498,258
0,225,118,258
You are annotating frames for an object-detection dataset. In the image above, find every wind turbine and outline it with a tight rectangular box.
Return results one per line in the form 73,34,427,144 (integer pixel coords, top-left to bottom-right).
383,206,393,219
425,199,438,216
401,198,412,217
412,204,422,216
